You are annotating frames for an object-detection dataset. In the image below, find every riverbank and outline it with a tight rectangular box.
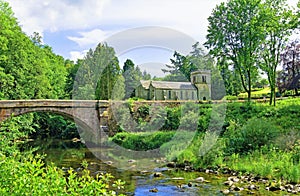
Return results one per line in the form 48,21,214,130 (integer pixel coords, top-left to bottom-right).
110,97,300,194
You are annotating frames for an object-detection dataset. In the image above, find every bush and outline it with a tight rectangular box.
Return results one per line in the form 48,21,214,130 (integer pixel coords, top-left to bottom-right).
0,155,125,195
110,131,176,151
224,118,281,154
0,117,126,195
224,95,238,101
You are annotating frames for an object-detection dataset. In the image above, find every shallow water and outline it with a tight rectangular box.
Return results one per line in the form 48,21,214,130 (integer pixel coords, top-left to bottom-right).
25,139,284,195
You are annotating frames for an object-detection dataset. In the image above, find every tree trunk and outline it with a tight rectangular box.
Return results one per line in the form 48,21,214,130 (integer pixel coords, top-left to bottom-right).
269,89,273,105
248,71,251,102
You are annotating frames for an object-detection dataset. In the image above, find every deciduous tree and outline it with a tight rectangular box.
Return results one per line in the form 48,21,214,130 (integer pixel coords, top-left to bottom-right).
258,0,297,105
205,0,264,101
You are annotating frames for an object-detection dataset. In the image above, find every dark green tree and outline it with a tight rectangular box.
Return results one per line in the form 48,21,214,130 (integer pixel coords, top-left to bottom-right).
73,43,122,100
122,59,137,98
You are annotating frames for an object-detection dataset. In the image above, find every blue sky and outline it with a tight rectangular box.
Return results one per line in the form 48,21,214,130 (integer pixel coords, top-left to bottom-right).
6,0,299,77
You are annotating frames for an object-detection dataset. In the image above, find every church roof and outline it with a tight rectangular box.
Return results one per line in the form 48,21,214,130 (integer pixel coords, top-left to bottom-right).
140,80,196,90
140,80,151,89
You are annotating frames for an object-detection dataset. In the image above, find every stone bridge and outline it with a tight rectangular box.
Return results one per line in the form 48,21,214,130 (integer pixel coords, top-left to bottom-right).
0,100,110,144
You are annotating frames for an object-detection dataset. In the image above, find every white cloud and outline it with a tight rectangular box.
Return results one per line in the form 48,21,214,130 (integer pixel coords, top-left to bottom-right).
7,0,300,64
68,29,112,48
7,0,110,35
69,50,88,61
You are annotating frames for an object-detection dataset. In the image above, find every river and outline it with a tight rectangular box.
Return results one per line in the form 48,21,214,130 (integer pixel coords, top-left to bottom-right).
24,139,283,195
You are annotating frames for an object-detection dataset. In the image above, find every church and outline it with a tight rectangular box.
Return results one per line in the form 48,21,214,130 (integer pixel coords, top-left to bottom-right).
135,70,211,101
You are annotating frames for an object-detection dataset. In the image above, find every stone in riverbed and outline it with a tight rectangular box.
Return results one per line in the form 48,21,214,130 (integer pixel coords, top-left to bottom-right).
224,181,234,186
195,177,205,182
247,184,257,190
153,172,163,177
166,162,176,168
220,189,230,195
233,186,244,192
228,176,239,182
171,177,184,180
266,186,281,191
149,188,158,193
128,159,136,163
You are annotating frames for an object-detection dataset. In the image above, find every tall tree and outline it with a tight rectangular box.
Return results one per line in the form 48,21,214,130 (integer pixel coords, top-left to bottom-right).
258,0,297,106
278,39,300,95
73,43,121,100
161,43,225,99
162,51,188,81
122,59,136,98
205,0,264,101
122,59,147,99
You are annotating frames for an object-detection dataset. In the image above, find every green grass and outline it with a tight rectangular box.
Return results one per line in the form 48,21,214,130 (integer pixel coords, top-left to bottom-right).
109,98,300,183
110,131,176,151
238,87,274,98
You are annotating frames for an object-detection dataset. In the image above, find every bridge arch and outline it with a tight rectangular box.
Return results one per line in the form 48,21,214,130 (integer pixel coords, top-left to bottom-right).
0,100,109,145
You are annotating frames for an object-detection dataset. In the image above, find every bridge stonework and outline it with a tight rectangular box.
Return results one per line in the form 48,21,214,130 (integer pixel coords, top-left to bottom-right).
0,100,109,144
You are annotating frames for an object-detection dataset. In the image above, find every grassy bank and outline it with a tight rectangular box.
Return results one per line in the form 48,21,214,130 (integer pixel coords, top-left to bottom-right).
111,97,300,183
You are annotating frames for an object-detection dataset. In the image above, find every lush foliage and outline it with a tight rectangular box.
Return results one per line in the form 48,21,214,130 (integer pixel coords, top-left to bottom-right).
205,0,298,103
0,2,127,194
110,131,175,151
0,154,125,195
161,42,226,100
73,43,123,100
122,59,150,99
113,98,300,183
278,39,300,95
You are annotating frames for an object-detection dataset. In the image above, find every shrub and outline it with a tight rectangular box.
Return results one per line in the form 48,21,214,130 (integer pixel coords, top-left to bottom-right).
110,131,175,151
224,95,238,101
224,118,281,154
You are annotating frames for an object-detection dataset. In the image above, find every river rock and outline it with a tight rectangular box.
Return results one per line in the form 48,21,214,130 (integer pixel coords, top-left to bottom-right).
224,181,234,186
228,176,239,182
149,188,158,193
195,177,205,182
153,172,163,177
128,159,136,163
140,170,149,175
220,189,230,195
105,161,113,165
247,184,257,190
72,137,80,142
166,162,176,168
266,186,281,191
233,186,244,192
171,177,184,180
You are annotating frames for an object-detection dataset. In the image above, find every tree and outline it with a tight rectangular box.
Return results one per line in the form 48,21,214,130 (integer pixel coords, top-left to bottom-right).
217,57,243,96
278,39,300,95
162,51,188,81
205,0,264,101
162,42,215,82
122,59,137,99
161,43,225,99
258,0,297,106
0,1,68,100
73,43,121,100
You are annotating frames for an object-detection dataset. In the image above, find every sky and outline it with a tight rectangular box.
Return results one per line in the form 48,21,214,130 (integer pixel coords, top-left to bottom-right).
6,0,300,77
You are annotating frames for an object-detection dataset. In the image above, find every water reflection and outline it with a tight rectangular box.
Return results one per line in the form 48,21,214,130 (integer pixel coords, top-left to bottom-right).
24,139,228,195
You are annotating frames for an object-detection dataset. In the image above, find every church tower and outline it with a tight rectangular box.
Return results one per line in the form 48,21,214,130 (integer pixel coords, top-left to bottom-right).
191,70,211,100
